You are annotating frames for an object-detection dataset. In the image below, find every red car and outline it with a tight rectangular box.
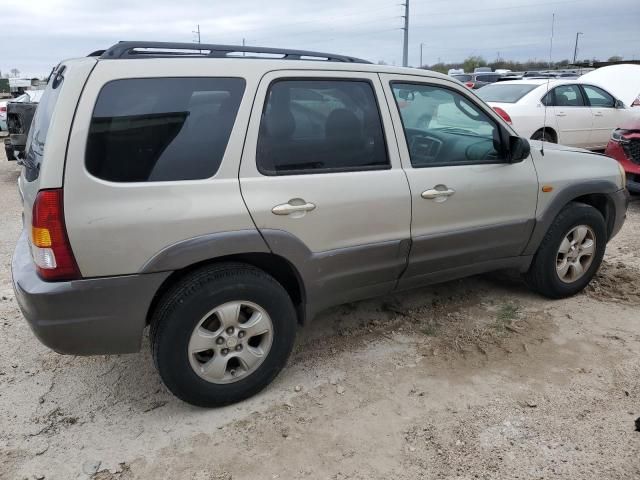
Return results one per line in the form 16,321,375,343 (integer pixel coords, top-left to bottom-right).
606,119,640,193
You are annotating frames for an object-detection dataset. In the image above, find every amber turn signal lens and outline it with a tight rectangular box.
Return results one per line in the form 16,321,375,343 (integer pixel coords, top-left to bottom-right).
32,227,52,247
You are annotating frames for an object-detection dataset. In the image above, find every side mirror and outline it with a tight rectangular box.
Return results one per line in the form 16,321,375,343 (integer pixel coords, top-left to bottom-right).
614,99,625,109
509,136,530,163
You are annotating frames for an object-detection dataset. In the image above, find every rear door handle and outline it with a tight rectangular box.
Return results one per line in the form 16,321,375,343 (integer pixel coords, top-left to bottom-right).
272,200,316,215
422,187,456,199
556,112,567,117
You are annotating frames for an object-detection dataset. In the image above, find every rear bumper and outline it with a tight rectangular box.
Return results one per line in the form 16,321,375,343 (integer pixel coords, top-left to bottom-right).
11,230,170,355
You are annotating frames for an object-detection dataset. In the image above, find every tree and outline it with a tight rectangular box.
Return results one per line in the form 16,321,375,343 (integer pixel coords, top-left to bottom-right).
608,55,623,62
462,56,487,73
10,68,20,78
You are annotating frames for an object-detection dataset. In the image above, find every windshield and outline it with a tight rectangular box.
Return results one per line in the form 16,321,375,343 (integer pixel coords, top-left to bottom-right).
476,83,538,103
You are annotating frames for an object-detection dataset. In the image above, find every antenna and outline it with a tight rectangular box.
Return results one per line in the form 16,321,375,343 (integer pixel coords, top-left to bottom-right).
541,13,555,156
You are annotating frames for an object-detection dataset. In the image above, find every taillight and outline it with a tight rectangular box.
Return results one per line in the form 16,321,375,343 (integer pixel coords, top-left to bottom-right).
492,106,512,125
465,81,475,89
31,189,80,281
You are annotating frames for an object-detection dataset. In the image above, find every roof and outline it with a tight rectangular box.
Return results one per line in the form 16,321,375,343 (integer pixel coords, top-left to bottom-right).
81,40,454,83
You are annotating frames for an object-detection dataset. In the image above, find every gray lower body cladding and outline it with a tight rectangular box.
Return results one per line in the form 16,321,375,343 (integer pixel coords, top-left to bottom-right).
12,231,170,355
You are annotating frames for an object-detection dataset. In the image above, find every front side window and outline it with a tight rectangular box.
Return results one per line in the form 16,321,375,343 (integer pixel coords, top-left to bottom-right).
548,85,585,107
582,85,615,108
256,79,389,175
391,82,503,168
86,77,245,182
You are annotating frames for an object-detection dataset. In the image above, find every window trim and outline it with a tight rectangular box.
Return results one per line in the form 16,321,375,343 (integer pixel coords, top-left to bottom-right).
389,80,509,169
84,76,246,183
579,83,616,108
256,76,391,177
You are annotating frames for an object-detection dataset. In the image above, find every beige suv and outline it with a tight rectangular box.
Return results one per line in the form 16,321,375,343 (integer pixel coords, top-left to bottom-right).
12,42,628,407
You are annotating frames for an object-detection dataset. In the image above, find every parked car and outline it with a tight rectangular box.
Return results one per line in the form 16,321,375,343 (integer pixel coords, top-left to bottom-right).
4,89,43,161
477,79,640,149
605,120,640,192
12,41,627,407
579,64,640,108
0,100,7,131
451,72,502,89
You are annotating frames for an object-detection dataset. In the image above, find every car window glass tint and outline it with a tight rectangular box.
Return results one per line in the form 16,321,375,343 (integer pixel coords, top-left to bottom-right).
582,85,615,108
476,83,538,103
391,82,504,168
256,79,389,175
551,85,585,107
86,77,245,182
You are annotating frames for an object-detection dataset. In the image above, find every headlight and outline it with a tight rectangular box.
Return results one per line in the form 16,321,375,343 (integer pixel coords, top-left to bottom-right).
618,161,626,188
611,129,630,143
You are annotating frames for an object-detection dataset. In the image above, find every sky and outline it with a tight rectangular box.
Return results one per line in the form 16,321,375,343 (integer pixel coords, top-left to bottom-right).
2,0,639,78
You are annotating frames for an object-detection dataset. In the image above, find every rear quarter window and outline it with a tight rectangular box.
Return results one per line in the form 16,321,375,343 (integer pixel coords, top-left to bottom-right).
23,72,64,182
85,77,245,182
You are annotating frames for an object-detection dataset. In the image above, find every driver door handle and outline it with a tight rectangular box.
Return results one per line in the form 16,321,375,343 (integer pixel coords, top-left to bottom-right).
422,188,456,199
272,201,316,215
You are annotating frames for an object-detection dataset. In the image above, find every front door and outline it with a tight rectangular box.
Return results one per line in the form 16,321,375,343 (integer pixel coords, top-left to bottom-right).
239,71,411,314
581,84,623,149
380,74,539,289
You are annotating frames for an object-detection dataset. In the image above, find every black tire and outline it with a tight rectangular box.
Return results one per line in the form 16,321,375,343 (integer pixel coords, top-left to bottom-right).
524,202,607,299
150,262,297,407
531,129,557,143
5,146,16,161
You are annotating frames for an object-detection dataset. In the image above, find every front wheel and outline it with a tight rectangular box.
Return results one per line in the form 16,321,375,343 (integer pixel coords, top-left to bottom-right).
524,202,607,298
151,263,297,407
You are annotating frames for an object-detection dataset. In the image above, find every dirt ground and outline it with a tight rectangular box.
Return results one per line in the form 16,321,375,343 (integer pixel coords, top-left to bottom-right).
0,143,639,480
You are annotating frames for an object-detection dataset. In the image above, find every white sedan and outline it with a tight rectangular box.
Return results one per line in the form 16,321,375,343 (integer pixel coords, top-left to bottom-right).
476,79,640,150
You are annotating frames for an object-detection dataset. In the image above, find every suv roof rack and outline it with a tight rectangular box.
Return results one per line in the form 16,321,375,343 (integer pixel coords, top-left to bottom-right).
100,41,371,64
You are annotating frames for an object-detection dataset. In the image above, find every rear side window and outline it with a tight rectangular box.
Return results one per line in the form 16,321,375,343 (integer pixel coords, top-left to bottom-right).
547,85,585,107
256,79,389,175
23,69,64,182
86,77,245,182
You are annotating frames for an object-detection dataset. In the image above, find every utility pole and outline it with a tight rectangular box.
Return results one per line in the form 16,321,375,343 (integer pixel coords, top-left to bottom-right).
242,38,246,56
572,32,583,65
401,0,409,67
420,42,424,68
193,24,201,44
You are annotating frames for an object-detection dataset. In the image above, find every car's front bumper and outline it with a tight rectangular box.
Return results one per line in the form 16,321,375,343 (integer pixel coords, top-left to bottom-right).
11,230,170,355
609,188,630,240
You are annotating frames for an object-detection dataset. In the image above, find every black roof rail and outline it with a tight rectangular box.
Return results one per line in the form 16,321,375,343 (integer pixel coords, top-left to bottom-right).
100,41,371,64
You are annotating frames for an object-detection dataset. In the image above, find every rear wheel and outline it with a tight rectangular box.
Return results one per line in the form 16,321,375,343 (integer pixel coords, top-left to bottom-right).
531,128,557,143
524,202,606,298
151,263,297,407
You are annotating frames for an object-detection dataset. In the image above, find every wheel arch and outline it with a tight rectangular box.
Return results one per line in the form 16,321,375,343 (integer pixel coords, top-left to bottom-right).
141,230,307,326
531,127,558,143
145,252,306,327
523,180,620,255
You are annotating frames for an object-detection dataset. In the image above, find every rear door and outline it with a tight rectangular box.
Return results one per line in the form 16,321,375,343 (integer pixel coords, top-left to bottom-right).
239,70,411,312
581,84,623,149
547,84,593,148
380,73,539,288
